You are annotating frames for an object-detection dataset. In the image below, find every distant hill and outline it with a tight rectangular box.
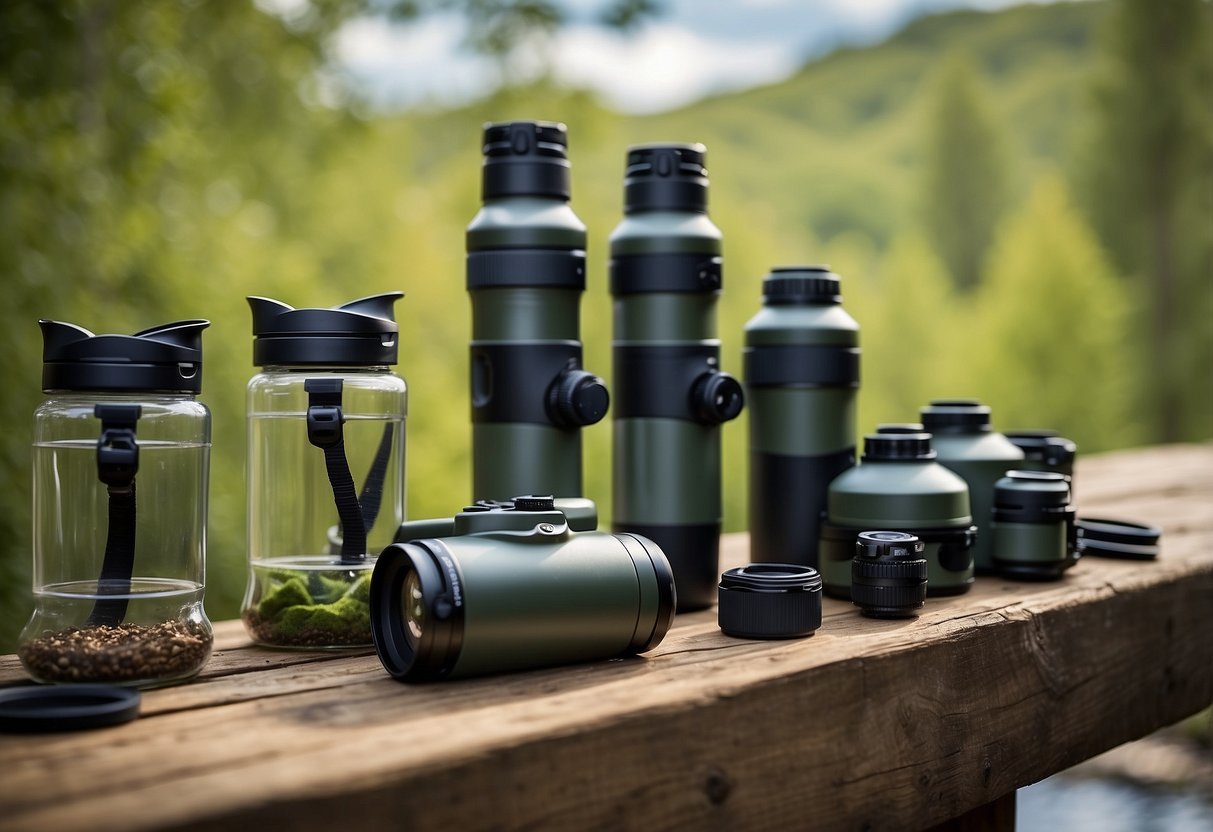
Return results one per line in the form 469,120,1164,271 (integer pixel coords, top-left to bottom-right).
348,1,1113,527
380,1,1108,248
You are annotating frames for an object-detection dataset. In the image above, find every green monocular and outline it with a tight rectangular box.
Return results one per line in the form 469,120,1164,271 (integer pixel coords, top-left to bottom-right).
371,497,676,681
466,121,608,502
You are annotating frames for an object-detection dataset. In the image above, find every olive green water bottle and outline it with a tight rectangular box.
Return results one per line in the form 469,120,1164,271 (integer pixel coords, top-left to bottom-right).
609,143,744,611
745,266,859,568
467,121,608,502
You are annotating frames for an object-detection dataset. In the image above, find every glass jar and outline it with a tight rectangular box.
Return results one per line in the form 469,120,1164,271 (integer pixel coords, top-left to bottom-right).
19,320,213,687
242,294,407,649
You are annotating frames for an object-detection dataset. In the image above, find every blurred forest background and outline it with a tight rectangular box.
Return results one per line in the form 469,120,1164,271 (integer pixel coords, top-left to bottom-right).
0,0,1210,647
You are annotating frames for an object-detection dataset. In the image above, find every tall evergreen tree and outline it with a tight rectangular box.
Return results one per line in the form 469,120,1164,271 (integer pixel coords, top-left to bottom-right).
922,52,1010,292
971,178,1136,452
1078,0,1213,442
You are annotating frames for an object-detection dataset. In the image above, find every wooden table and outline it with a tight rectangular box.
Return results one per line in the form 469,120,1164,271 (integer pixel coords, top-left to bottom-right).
2,444,1211,831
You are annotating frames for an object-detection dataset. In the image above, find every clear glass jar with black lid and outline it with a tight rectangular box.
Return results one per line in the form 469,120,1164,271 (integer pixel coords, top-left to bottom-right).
19,319,214,687
242,293,407,649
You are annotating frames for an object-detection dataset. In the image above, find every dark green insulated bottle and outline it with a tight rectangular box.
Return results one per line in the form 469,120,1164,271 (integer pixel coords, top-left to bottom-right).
609,143,744,611
466,121,609,501
820,425,976,598
745,266,860,567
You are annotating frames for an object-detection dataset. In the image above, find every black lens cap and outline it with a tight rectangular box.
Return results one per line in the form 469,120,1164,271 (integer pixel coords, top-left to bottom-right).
718,563,823,639
1076,518,1161,560
0,684,140,733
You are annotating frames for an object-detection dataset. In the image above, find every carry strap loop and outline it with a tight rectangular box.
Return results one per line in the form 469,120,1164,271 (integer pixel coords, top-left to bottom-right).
306,378,366,563
87,404,142,627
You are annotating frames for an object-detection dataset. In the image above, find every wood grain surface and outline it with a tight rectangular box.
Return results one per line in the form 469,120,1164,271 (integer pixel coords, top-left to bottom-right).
1,443,1210,832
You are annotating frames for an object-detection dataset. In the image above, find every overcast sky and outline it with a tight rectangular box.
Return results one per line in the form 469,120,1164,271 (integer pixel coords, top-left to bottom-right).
330,0,1059,113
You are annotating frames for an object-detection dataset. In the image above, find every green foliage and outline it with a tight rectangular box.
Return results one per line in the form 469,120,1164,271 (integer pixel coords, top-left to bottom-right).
1076,0,1213,442
859,234,961,428
964,178,1137,452
0,0,362,649
922,52,1009,291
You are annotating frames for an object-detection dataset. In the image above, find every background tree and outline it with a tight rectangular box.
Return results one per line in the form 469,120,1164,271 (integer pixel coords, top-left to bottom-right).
1076,0,1213,442
922,52,1010,292
861,234,961,425
967,178,1136,452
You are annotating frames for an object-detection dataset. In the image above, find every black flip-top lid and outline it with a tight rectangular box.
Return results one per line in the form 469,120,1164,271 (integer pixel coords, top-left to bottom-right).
40,319,209,394
921,399,992,434
1005,430,1078,467
249,293,403,367
864,423,937,461
482,121,571,201
762,265,842,306
624,143,709,214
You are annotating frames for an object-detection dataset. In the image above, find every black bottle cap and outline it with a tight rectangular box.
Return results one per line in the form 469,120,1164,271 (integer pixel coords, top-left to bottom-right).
1005,430,1078,468
249,293,402,367
851,531,928,619
920,399,992,434
40,319,209,394
762,265,842,306
482,121,571,200
994,470,1073,515
718,563,822,639
0,685,140,733
864,425,936,461
876,423,926,434
1076,517,1161,560
623,143,709,214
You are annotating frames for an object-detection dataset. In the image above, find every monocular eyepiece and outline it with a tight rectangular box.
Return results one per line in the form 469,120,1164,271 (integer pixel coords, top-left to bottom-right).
850,531,928,619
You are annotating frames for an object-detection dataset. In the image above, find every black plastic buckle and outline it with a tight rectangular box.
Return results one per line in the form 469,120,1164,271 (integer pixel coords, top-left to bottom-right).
95,404,141,490
305,378,345,448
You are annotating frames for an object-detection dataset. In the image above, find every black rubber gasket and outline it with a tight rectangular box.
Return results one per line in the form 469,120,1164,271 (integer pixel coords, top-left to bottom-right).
1076,517,1161,561
0,685,140,733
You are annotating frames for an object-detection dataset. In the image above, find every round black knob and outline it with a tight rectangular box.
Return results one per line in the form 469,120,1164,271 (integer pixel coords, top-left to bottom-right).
690,372,744,425
547,369,609,428
512,495,556,512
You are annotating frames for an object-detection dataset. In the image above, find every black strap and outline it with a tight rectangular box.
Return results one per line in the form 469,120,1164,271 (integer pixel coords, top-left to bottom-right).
87,404,142,627
305,379,366,564
358,423,395,534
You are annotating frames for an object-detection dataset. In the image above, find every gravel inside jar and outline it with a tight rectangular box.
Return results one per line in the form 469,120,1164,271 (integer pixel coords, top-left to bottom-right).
18,619,212,685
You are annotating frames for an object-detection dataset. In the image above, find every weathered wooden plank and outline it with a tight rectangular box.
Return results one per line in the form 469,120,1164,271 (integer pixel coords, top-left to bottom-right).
0,443,1208,832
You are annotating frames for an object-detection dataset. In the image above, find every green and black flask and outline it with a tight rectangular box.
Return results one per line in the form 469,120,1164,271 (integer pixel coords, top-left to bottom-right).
745,266,860,568
820,425,976,598
466,121,608,502
609,143,744,611
920,400,1024,576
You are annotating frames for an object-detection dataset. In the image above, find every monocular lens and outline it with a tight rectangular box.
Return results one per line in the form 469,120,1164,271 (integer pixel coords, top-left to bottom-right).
403,569,425,649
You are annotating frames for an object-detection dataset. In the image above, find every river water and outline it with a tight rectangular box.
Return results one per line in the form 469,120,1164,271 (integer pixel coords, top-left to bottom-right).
1019,776,1213,831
